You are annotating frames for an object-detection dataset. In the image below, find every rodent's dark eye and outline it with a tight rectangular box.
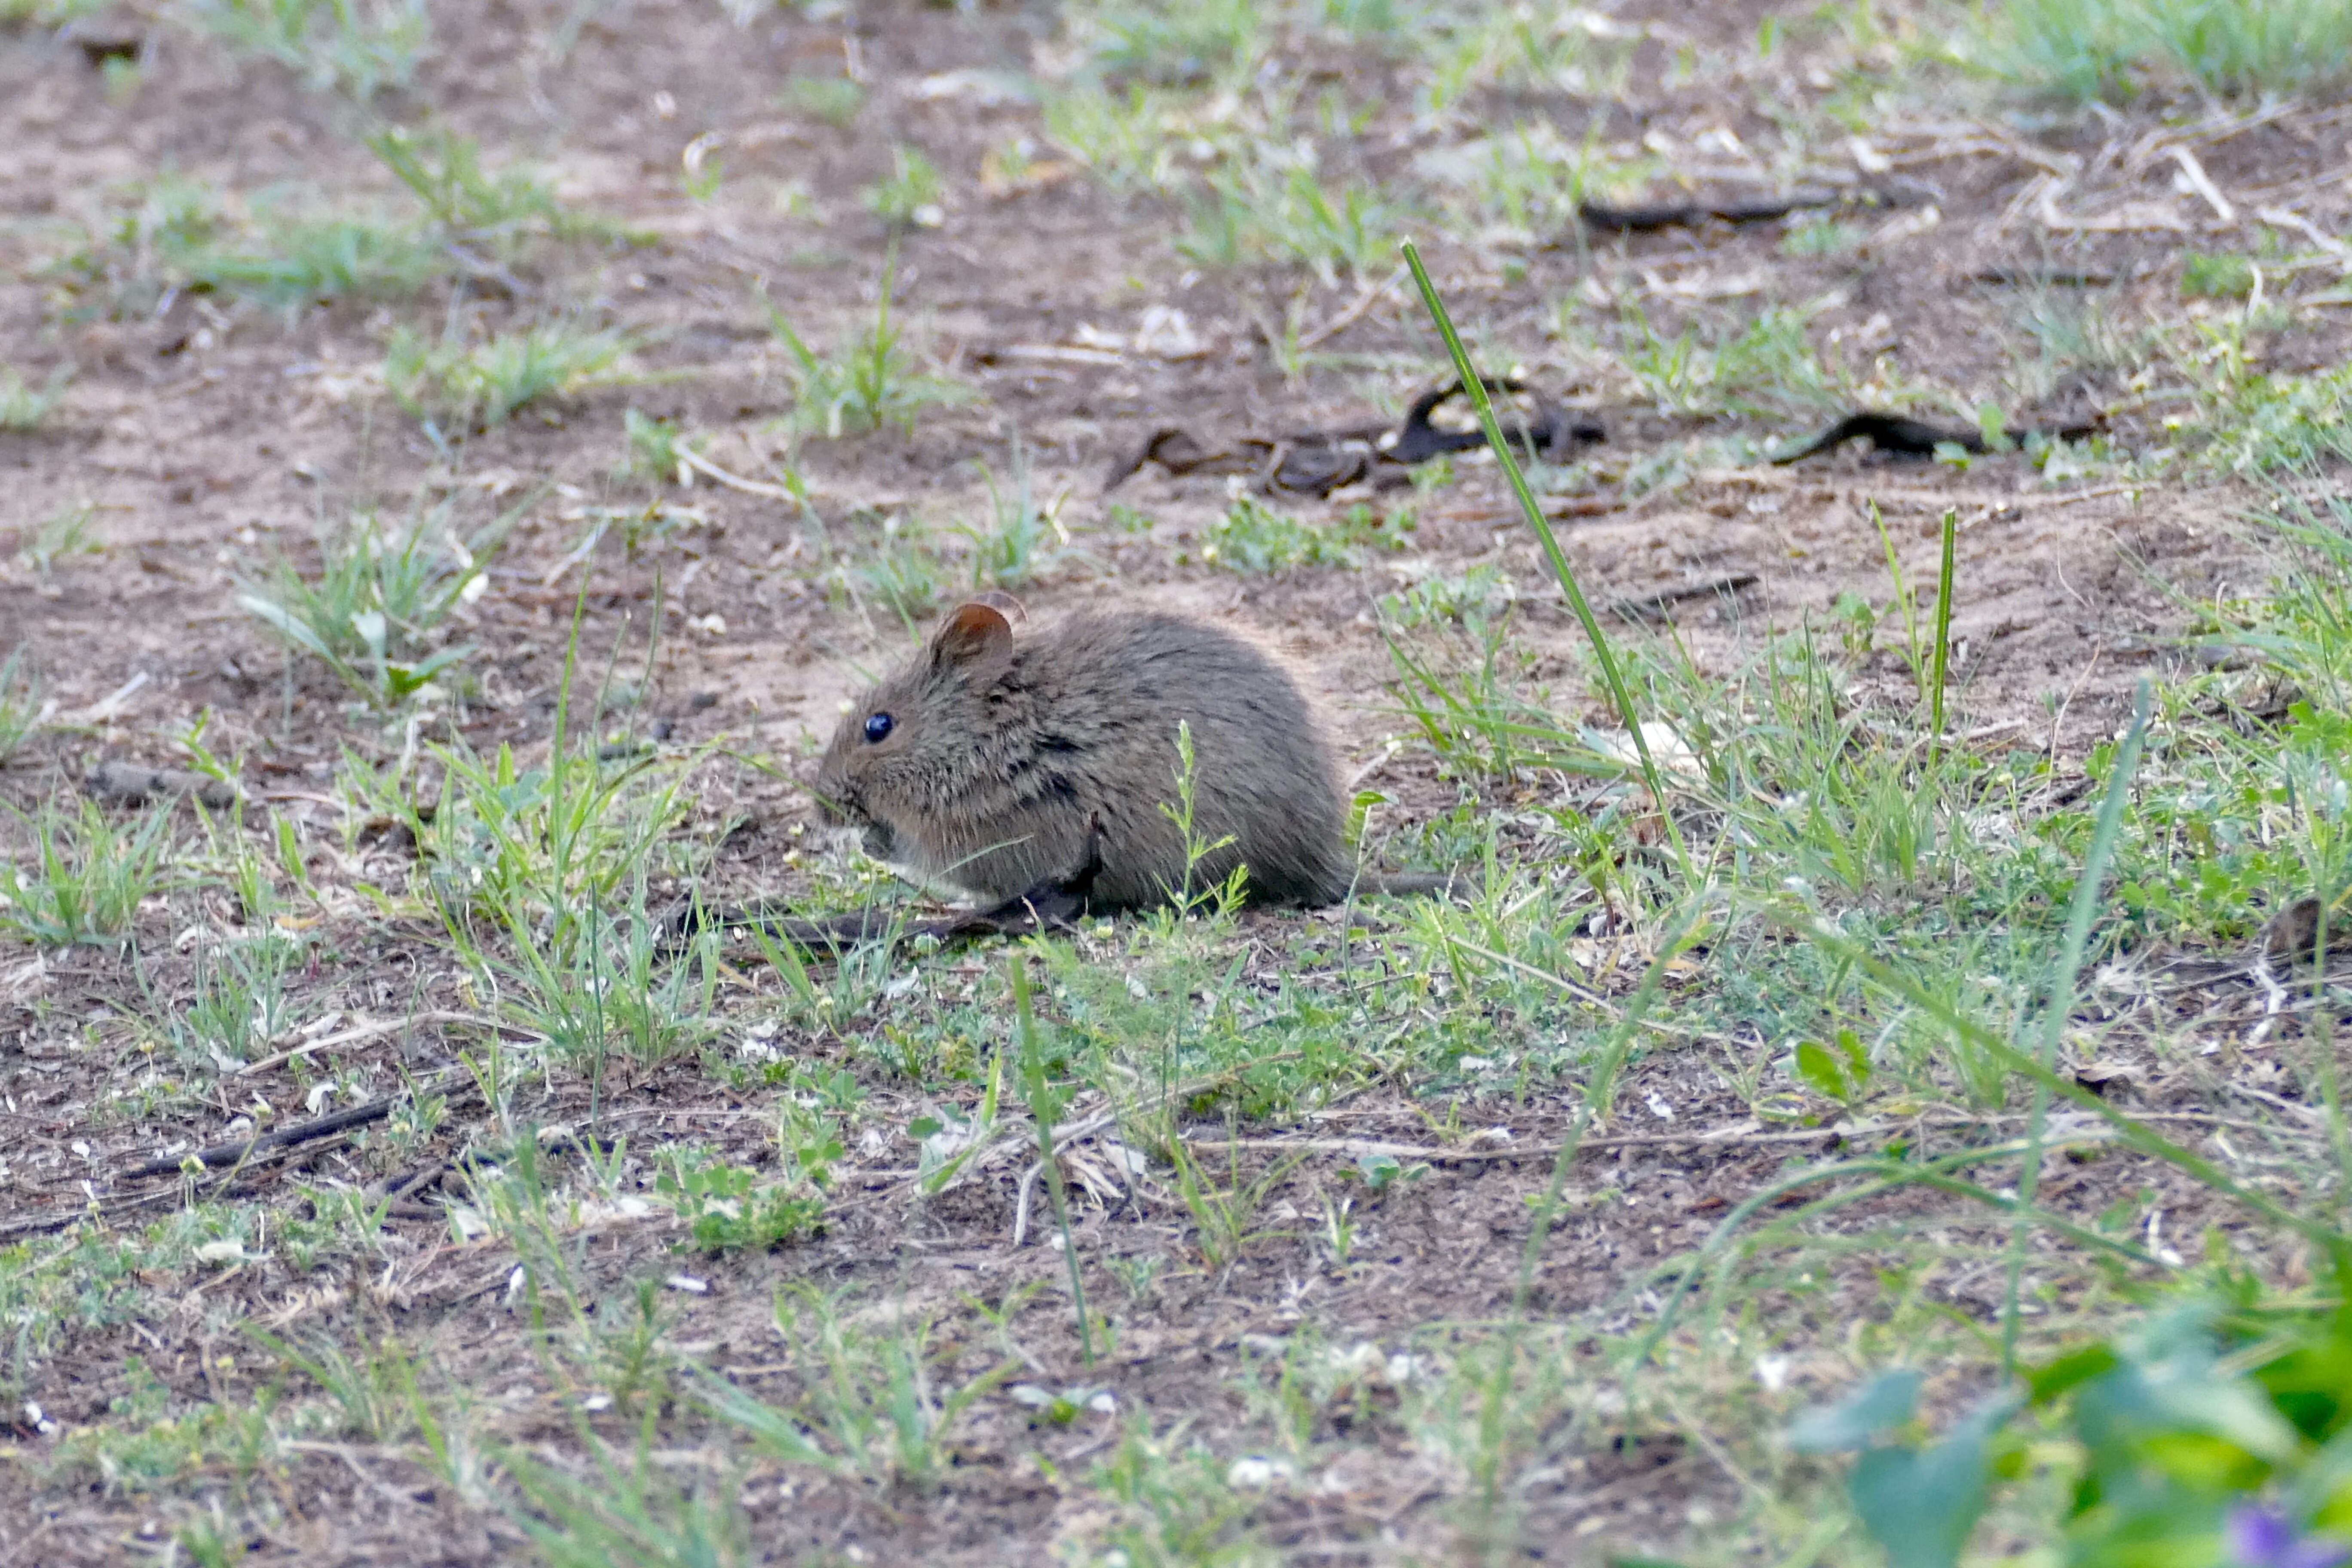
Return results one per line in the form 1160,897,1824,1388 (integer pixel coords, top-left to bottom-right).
863,712,894,744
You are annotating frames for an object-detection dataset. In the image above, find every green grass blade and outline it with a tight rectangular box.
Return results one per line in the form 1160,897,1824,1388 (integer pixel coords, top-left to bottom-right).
1931,505,1957,741
1399,239,1689,873
2000,677,2150,1375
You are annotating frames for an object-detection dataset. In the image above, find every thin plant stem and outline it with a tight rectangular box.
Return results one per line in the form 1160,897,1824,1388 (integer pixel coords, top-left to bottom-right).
1930,505,1957,742
1400,240,1689,873
2000,678,2150,1377
1011,952,1095,1369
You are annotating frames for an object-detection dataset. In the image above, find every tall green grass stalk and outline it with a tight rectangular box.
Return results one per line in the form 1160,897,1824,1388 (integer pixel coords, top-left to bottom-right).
1012,952,1096,1369
2000,679,2150,1376
1400,240,1688,872
1930,506,1958,742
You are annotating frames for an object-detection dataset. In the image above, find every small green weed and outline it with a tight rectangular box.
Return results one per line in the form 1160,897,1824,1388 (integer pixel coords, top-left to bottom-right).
0,796,174,946
762,260,968,438
1178,165,1408,285
1071,0,1262,86
171,0,434,99
0,647,40,763
2182,249,2257,298
1619,300,1855,419
501,1437,751,1568
781,72,864,127
202,210,440,311
696,1285,1014,1488
0,363,70,431
239,499,511,709
162,929,306,1067
1978,0,2352,102
1194,495,1407,574
367,125,602,256
1781,215,1865,257
652,1141,828,1253
384,322,633,430
616,407,695,486
863,145,945,229
841,511,946,623
17,501,98,576
954,438,1076,589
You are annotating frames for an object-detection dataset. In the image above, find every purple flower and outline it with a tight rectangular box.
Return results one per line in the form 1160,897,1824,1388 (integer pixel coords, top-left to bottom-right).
2230,1506,2352,1568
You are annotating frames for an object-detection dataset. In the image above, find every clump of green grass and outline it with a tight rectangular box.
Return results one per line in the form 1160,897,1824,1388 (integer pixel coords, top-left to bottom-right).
1983,0,2352,102
0,648,43,764
1070,0,1262,87
1781,215,1865,257
239,499,513,708
762,259,968,439
843,511,946,623
2181,249,2257,298
16,501,97,577
0,363,70,431
55,135,612,321
1617,300,1858,419
366,125,612,256
2174,321,2352,474
954,438,1079,589
1176,165,1410,285
1193,495,1408,574
0,796,174,946
863,146,945,229
780,73,864,127
615,407,696,487
162,929,306,1068
384,322,633,430
199,211,442,312
1,0,108,22
171,0,434,100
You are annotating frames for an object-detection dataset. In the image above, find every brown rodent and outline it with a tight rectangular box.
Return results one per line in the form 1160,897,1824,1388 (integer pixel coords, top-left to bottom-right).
814,596,1455,914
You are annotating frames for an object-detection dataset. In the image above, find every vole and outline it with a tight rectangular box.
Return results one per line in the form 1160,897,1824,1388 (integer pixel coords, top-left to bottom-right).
813,594,1455,918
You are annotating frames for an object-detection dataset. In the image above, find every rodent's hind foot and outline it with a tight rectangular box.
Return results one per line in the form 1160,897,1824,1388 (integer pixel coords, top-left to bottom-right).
1351,869,1473,901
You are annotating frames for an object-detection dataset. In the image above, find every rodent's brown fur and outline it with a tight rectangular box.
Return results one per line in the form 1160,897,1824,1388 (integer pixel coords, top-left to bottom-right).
816,600,1453,913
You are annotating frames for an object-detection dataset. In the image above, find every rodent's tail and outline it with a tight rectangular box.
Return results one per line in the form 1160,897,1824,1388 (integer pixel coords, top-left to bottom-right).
1353,869,1472,900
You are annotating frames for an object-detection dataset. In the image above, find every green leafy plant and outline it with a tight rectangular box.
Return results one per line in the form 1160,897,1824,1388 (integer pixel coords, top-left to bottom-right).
652,1144,826,1253
15,502,96,577
0,363,71,431
365,125,602,255
0,797,174,945
239,500,514,708
697,1285,1014,1488
200,211,439,311
2184,249,2259,299
384,322,634,431
863,145,945,228
616,407,697,486
165,930,306,1067
1196,494,1406,574
1981,0,2352,102
171,0,434,100
0,647,40,764
762,256,968,438
954,437,1076,588
1794,1287,2352,1568
781,72,864,127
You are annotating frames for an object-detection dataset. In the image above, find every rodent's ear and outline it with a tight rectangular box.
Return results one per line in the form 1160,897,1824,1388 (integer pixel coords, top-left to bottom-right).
967,589,1027,627
929,600,1015,669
